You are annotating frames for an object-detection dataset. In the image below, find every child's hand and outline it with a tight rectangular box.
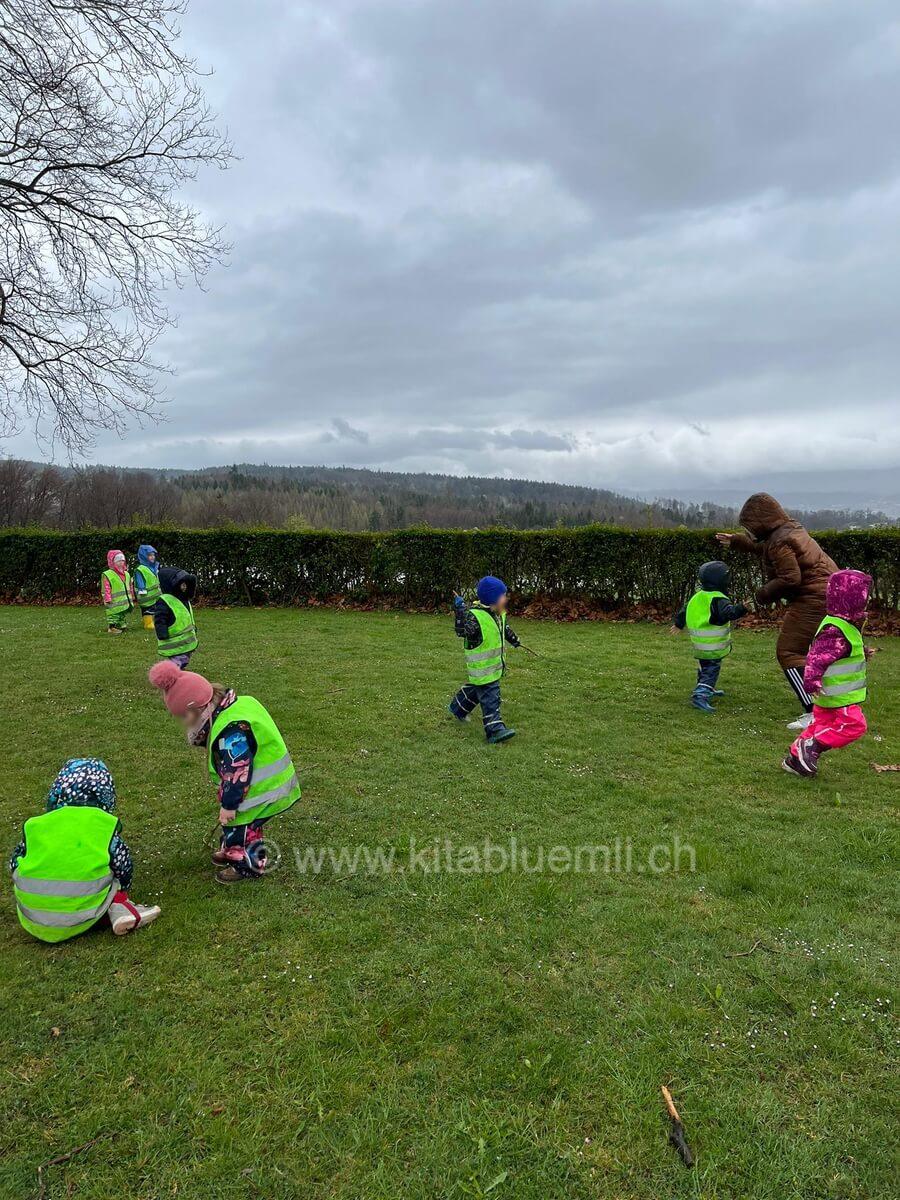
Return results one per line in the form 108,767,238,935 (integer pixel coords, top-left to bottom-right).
452,592,466,611
218,806,236,826
715,532,734,546
865,645,879,659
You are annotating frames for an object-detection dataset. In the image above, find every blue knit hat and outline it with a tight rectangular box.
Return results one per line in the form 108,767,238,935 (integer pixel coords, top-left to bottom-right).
476,575,507,606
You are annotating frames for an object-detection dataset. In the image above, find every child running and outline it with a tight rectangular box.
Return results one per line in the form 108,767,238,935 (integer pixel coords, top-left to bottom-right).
151,567,199,668
133,544,162,630
672,560,748,712
449,575,521,743
782,569,872,778
148,662,302,884
100,549,133,633
10,758,161,941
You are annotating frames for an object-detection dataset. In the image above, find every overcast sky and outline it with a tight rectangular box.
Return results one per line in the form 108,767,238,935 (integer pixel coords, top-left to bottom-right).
11,0,900,495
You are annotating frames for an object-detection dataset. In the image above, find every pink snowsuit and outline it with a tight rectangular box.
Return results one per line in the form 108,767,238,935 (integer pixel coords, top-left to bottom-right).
790,569,871,758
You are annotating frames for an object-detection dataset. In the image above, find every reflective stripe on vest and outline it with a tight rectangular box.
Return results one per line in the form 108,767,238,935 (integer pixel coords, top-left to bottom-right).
135,564,161,607
207,696,301,825
465,607,506,684
685,590,732,660
102,569,131,615
815,616,867,707
156,595,198,657
13,806,118,943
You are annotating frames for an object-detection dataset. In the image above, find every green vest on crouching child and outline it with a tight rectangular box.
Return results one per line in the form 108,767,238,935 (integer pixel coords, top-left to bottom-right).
685,590,733,660
101,568,132,616
814,616,867,707
12,806,119,943
156,595,199,657
208,696,302,827
134,564,161,609
465,606,506,685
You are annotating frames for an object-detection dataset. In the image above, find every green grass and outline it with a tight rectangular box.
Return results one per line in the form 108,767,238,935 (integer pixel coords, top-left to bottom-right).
1,606,897,1199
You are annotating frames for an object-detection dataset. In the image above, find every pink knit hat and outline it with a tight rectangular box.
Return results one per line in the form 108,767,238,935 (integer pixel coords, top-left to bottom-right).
148,660,214,717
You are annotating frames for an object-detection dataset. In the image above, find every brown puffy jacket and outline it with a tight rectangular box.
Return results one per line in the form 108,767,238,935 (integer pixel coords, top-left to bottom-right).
731,493,837,604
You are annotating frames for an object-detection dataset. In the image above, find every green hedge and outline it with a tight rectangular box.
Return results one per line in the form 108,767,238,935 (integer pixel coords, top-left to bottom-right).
2,526,899,611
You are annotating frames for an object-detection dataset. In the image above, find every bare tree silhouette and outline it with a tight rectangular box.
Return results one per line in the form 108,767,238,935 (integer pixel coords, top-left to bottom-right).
0,0,230,453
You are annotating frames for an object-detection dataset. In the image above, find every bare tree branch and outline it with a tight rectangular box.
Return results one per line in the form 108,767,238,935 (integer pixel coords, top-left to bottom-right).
0,0,231,454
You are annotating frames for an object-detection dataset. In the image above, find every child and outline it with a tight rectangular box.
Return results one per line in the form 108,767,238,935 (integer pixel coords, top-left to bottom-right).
449,575,521,743
148,662,302,884
100,549,133,633
151,566,199,668
133,544,162,630
782,569,872,778
672,561,748,713
10,759,161,941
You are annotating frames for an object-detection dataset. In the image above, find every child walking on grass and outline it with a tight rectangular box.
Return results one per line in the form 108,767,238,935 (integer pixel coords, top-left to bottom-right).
10,759,161,942
100,549,133,633
152,567,199,668
782,569,872,779
148,662,302,884
449,575,521,743
672,561,748,713
133,544,162,630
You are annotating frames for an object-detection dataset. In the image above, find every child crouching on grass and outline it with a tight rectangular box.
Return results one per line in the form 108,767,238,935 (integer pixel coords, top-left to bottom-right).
148,662,302,884
10,759,160,942
782,569,872,779
672,561,748,713
100,549,133,633
449,575,521,743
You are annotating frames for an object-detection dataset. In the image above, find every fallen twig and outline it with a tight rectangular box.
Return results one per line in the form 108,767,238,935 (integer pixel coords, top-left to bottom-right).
724,939,762,959
871,763,900,773
661,1086,694,1167
32,1134,106,1200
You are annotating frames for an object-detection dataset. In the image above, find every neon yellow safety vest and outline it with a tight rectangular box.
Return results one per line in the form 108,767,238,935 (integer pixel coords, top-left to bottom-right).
465,607,506,684
101,568,132,616
13,806,118,943
207,695,301,827
134,564,161,609
815,616,867,707
685,590,732,660
156,595,199,657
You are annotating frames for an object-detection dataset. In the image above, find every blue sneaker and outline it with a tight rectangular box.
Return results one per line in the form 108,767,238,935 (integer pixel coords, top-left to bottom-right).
691,693,715,713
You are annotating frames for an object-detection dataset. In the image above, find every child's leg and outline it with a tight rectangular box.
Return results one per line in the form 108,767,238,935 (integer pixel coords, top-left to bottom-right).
694,659,721,693
218,820,271,879
479,681,512,740
450,684,480,720
800,704,867,752
107,611,127,631
169,652,192,670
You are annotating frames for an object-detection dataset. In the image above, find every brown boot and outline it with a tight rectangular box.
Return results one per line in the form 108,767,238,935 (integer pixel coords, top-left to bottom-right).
215,865,255,884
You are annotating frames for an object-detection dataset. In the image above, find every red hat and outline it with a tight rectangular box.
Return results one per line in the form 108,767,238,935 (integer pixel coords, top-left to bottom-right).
148,660,214,717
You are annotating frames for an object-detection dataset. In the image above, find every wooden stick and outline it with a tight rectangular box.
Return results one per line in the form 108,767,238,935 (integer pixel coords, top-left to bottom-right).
33,1135,105,1200
661,1085,681,1123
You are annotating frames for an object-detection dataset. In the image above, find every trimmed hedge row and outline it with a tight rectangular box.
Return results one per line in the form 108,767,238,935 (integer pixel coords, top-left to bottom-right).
1,526,899,611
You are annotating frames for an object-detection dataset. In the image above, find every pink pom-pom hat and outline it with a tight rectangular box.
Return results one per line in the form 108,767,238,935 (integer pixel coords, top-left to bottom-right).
148,660,214,717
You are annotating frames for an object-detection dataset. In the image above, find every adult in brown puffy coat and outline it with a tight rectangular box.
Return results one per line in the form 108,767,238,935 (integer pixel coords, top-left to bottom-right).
716,493,837,728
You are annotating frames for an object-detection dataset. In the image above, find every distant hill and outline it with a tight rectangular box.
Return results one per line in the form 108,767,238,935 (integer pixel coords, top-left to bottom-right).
1,459,894,531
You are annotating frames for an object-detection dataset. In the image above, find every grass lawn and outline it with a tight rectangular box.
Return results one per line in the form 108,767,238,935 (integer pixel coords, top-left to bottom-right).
1,605,897,1199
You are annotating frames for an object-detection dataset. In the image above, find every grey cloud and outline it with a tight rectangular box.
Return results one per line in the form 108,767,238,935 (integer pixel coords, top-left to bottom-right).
9,0,900,500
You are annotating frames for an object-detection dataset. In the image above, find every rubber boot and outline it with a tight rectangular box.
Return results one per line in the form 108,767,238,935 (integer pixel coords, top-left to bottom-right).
142,613,155,631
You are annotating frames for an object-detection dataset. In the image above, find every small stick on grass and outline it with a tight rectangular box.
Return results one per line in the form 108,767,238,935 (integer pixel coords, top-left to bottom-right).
725,939,762,959
661,1086,694,1167
33,1134,106,1200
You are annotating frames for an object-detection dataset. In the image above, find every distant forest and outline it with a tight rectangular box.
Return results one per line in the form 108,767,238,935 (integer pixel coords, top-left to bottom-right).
0,459,893,532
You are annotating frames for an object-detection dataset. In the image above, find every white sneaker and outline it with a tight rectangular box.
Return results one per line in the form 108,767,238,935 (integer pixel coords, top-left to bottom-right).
109,898,161,936
786,712,814,731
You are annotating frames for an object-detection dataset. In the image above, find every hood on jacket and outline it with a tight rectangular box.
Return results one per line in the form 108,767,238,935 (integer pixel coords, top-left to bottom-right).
106,549,127,578
137,544,159,574
738,493,792,539
698,560,730,592
159,567,197,602
46,758,117,814
826,568,871,623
